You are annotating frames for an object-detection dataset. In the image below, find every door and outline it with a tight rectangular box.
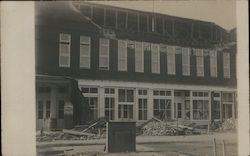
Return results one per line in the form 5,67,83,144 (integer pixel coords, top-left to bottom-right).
36,99,51,131
174,97,184,120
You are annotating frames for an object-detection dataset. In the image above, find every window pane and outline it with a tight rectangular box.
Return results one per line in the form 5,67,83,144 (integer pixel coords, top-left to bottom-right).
118,40,127,71
127,90,134,102
135,42,144,72
151,44,160,73
167,46,176,75
118,89,125,102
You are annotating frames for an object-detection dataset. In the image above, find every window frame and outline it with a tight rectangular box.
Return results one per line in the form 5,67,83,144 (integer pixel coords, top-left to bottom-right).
118,40,127,71
210,50,218,78
135,41,144,73
80,36,91,69
59,33,71,68
223,52,230,78
167,46,176,75
196,49,204,77
151,43,160,74
182,47,190,76
99,38,110,70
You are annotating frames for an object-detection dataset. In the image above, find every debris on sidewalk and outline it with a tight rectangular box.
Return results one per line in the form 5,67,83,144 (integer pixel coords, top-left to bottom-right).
221,118,237,131
36,117,107,142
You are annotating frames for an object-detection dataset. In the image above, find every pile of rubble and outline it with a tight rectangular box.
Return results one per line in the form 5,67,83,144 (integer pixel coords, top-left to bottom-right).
37,118,107,142
138,117,198,136
141,120,177,136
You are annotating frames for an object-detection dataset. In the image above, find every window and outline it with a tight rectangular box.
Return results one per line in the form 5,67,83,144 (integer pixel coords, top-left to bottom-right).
80,36,91,68
222,92,233,119
138,89,147,95
58,100,64,119
223,52,230,78
99,38,109,70
213,100,221,120
153,90,171,96
38,101,43,119
45,101,51,118
117,11,126,29
139,14,147,32
138,99,147,120
118,89,134,120
105,88,115,94
118,40,127,71
118,89,134,102
193,100,209,120
151,44,160,74
182,47,190,76
59,33,71,67
210,50,217,77
92,7,104,26
105,97,115,120
167,46,176,75
153,99,172,120
135,42,144,72
196,49,204,77
81,87,98,93
127,12,137,31
192,91,209,97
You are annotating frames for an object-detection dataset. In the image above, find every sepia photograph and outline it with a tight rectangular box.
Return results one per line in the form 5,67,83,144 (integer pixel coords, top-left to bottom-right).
1,1,249,156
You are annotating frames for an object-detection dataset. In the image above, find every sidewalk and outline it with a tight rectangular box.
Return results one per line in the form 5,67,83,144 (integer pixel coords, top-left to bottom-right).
37,132,237,148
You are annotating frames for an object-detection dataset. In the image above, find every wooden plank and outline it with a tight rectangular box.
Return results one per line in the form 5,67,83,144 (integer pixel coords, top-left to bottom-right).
63,129,95,136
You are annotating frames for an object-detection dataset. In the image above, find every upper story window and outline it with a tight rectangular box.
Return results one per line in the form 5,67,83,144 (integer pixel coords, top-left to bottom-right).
81,87,98,94
59,33,71,67
105,88,115,94
223,52,230,78
182,47,190,76
99,38,110,70
153,90,172,96
151,44,160,74
210,50,217,77
135,42,144,73
80,36,91,69
196,49,204,77
118,40,127,71
167,46,176,75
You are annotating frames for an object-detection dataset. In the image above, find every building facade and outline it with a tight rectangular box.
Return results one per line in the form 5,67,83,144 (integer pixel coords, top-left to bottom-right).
35,2,237,130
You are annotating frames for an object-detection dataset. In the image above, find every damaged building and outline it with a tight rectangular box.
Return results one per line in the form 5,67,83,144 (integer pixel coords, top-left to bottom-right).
35,2,237,131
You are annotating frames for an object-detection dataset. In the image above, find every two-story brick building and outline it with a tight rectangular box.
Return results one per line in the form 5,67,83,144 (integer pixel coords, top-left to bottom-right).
35,2,237,131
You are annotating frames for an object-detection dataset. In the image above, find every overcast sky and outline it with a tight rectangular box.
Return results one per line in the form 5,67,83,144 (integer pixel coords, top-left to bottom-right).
92,0,236,30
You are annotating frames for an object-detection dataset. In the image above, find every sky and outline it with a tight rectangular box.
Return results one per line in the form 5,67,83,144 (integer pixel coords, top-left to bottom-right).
92,0,236,31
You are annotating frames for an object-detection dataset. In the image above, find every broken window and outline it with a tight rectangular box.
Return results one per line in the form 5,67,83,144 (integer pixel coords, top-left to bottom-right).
105,97,115,121
117,11,126,29
80,36,91,69
59,33,71,68
153,99,172,121
105,9,116,27
92,7,104,26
